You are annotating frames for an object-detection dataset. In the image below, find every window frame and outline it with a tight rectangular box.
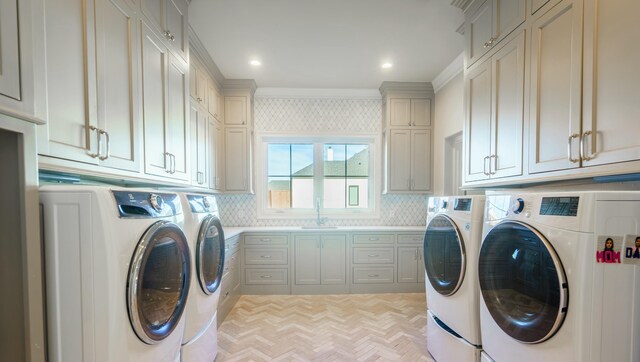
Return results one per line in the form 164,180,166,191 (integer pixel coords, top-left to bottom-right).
256,133,381,220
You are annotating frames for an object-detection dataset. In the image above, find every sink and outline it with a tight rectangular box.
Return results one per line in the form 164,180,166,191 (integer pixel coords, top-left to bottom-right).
300,226,339,229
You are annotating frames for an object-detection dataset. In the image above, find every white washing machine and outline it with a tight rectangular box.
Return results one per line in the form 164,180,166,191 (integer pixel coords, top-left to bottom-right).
40,185,191,361
424,195,485,362
179,193,225,362
479,191,640,362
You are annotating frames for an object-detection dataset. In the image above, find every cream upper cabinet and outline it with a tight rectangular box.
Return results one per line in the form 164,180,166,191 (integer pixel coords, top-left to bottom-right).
207,79,222,121
0,0,21,101
39,0,140,172
141,21,189,181
190,102,208,187
528,0,583,174
581,0,640,167
465,31,525,182
141,0,188,60
388,129,432,192
224,96,248,125
209,117,223,191
466,0,526,68
224,127,249,192
389,98,430,127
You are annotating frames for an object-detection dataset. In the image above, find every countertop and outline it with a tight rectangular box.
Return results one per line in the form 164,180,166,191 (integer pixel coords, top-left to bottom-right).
223,226,426,239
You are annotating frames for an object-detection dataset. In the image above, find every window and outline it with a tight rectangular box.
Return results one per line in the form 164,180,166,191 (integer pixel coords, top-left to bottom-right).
258,135,379,219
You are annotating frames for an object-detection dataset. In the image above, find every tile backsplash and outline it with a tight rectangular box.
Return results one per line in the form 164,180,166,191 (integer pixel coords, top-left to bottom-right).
216,95,428,227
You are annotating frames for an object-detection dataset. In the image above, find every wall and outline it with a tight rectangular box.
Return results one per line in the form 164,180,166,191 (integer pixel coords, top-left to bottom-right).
433,72,464,196
217,96,428,226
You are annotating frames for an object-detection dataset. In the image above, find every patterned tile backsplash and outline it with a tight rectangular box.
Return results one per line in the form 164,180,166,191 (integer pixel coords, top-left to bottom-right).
216,95,428,227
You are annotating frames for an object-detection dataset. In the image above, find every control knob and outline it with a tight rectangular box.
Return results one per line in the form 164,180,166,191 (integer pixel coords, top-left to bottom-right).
149,194,164,212
203,197,211,209
512,198,525,214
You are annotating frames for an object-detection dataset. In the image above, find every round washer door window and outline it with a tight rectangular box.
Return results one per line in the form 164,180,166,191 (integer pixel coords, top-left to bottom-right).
479,221,568,344
423,215,466,296
127,221,190,344
197,215,225,295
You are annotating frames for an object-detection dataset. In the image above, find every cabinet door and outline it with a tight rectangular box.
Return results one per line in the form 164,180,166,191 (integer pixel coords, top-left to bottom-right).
582,0,640,167
141,22,169,176
411,99,431,127
190,103,207,186
189,61,197,101
166,53,189,181
195,68,207,106
493,0,526,43
465,0,492,67
208,79,220,119
490,31,524,179
38,0,99,164
411,129,432,191
94,0,140,171
389,129,412,191
211,121,224,190
294,235,321,285
224,127,248,191
320,235,346,285
224,96,247,125
0,0,21,100
140,0,162,33
397,247,418,283
165,0,187,60
529,0,583,174
390,98,411,127
464,59,492,182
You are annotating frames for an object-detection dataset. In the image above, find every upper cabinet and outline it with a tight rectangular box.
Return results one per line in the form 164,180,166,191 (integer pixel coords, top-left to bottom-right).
224,96,249,126
464,31,525,182
465,0,526,68
223,83,256,193
389,98,431,128
38,0,140,172
528,0,583,174
581,0,640,168
380,82,434,193
141,0,188,61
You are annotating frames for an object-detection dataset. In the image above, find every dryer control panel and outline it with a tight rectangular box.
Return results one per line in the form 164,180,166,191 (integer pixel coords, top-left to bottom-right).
113,191,182,218
186,194,218,213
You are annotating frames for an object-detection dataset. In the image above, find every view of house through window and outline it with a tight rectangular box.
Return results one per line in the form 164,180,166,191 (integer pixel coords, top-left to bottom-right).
267,142,370,210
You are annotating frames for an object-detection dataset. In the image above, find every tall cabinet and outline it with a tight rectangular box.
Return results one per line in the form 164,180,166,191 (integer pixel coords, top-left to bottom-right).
223,82,257,193
380,82,434,193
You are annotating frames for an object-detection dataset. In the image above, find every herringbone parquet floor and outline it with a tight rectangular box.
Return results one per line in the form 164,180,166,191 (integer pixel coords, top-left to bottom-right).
216,293,434,362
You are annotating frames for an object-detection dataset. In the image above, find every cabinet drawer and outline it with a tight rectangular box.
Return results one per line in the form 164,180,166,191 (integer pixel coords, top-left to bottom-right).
222,251,238,279
397,234,424,244
352,234,395,245
244,234,288,245
225,236,240,254
352,267,394,284
353,247,394,264
244,247,288,265
245,268,288,285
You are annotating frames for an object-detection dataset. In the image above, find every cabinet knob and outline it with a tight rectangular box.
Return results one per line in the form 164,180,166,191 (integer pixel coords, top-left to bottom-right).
368,274,379,278
260,255,272,259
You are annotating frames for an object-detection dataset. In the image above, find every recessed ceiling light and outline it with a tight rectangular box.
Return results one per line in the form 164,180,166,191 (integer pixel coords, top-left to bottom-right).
381,62,393,69
249,60,262,66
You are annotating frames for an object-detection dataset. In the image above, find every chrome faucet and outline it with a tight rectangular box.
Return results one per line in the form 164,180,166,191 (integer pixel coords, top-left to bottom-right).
316,199,328,226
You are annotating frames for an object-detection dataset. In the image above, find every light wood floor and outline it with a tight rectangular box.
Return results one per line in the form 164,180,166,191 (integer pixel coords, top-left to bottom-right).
216,293,434,361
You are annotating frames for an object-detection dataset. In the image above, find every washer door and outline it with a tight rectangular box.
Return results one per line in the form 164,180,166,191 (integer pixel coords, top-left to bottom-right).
127,221,190,344
423,214,466,296
196,215,225,295
479,221,568,344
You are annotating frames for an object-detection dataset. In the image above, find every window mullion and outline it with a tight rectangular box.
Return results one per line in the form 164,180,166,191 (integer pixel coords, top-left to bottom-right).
314,143,323,210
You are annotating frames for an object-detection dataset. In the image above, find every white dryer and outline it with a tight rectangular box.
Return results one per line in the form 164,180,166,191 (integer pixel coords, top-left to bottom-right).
423,195,485,362
40,185,191,361
479,191,640,362
179,193,225,362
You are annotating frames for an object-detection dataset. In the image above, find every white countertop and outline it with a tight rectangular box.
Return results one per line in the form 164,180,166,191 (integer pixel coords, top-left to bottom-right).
223,226,425,239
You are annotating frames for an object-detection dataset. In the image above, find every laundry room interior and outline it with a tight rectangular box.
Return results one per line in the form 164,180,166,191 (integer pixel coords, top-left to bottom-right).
1,0,640,361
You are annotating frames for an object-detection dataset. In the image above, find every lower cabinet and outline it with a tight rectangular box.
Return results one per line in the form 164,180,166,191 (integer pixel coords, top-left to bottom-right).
217,234,240,326
240,233,291,295
293,234,348,294
397,246,425,284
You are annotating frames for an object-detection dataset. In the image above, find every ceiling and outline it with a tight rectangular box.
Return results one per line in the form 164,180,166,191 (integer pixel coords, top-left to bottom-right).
188,0,464,89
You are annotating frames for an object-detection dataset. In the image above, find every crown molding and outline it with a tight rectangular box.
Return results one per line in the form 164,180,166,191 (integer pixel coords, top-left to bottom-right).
378,81,434,98
188,26,226,88
254,88,381,99
224,79,258,95
451,0,474,11
433,52,464,93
